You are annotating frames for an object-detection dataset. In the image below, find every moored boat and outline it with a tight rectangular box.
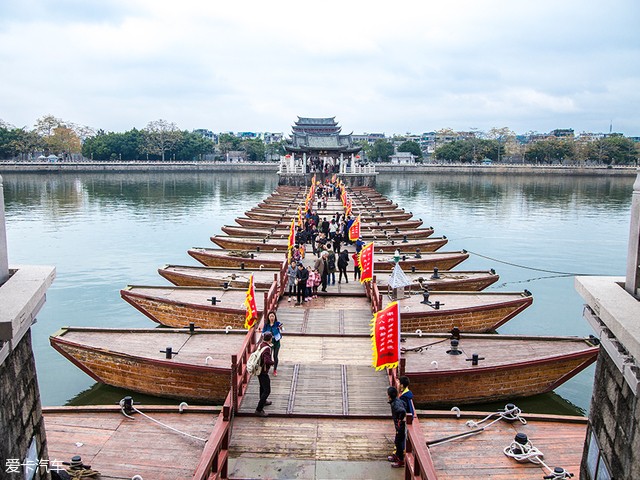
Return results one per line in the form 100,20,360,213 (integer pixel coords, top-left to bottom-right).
210,234,448,253
120,285,266,328
235,216,424,229
188,247,286,269
395,290,533,332
245,209,414,221
188,247,469,271
159,264,281,289
400,333,599,406
50,327,248,402
375,269,499,291
220,224,435,240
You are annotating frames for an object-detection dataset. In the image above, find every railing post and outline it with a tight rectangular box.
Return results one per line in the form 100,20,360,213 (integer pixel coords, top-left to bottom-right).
231,354,238,414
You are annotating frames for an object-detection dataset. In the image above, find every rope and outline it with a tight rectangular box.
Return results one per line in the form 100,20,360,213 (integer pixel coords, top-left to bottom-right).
503,438,574,478
401,338,449,353
428,405,526,447
119,400,207,443
132,407,208,442
466,250,605,276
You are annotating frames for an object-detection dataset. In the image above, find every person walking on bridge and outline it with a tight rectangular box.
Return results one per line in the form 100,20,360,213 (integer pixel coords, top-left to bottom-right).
255,332,274,417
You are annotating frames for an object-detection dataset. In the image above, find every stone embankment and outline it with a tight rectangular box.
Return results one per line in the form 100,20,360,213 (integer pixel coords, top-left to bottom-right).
0,160,636,176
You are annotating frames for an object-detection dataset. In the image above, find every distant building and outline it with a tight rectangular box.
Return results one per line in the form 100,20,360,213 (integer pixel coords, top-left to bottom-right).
193,129,214,140
285,117,361,157
262,132,284,144
550,129,575,138
389,151,416,164
226,150,247,162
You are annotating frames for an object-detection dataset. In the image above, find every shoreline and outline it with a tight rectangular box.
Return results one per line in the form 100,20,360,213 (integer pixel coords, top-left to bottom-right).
0,160,636,176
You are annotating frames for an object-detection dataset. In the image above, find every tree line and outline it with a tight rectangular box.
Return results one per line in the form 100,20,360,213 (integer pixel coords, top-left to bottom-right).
1,116,637,164
0,116,286,161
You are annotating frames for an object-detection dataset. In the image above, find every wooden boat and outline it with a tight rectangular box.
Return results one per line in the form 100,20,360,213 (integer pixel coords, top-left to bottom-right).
188,247,469,271
258,200,401,212
159,264,280,289
120,285,266,328
235,216,424,229
400,333,599,406
375,269,499,291
396,290,533,333
246,209,414,221
50,327,248,402
405,410,587,479
210,234,448,253
188,247,287,269
220,224,435,240
44,405,220,480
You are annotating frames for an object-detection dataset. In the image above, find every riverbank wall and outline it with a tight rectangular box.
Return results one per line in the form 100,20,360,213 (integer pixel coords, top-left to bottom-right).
0,161,636,176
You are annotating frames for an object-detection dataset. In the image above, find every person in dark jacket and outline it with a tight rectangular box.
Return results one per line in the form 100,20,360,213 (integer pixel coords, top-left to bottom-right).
387,386,406,468
337,249,349,283
255,332,274,417
295,263,309,305
398,376,415,416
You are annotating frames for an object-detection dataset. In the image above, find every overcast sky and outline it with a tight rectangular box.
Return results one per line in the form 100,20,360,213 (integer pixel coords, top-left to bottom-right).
1,0,638,136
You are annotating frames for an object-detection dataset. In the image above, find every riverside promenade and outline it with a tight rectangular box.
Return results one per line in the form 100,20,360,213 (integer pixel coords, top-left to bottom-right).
0,160,636,176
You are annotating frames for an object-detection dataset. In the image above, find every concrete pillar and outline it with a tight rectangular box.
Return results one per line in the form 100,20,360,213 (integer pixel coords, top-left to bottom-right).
626,172,640,297
0,175,9,286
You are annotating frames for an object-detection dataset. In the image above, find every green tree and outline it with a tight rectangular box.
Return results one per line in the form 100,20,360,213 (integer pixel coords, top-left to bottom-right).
524,138,575,164
241,138,266,162
265,140,286,161
595,135,637,165
172,131,215,161
369,139,394,162
217,133,241,155
397,140,422,158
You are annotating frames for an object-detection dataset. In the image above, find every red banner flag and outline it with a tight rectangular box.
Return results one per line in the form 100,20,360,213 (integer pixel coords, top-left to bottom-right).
297,206,303,227
244,274,258,329
358,241,374,283
287,218,295,250
345,197,353,217
348,215,360,241
371,301,401,370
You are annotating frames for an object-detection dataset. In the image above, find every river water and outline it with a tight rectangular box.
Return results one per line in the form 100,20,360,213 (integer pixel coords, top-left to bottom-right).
2,171,634,414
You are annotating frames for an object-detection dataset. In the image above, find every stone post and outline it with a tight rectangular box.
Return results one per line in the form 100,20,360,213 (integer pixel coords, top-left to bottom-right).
0,175,9,286
626,172,640,297
303,153,307,174
350,153,355,173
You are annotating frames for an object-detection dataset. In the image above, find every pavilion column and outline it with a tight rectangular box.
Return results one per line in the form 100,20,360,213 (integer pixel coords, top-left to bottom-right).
289,155,295,173
626,172,640,297
303,153,307,174
0,175,9,286
340,153,344,174
350,153,355,173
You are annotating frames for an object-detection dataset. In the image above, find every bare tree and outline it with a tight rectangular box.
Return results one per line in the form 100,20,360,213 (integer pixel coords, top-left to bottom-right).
141,119,182,161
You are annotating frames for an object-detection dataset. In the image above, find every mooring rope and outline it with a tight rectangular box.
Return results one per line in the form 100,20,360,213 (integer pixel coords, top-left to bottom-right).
401,337,449,353
503,437,574,478
465,249,604,276
118,400,207,443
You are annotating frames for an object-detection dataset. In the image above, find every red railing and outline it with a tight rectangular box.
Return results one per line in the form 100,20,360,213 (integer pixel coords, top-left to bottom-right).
192,276,282,480
404,412,439,480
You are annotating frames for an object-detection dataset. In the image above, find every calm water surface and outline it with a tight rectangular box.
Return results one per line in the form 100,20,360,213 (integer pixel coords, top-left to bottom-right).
3,172,634,414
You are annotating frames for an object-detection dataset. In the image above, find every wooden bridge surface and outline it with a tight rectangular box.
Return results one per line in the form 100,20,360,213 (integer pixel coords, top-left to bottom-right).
231,281,403,478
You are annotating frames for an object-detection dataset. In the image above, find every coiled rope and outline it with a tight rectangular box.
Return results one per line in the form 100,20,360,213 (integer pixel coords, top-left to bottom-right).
427,405,525,447
119,399,207,443
503,437,574,478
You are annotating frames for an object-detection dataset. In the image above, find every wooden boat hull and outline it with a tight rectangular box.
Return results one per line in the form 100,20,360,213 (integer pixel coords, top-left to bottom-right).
50,327,247,402
235,216,424,229
399,292,533,333
375,251,469,271
188,248,286,269
159,265,280,289
210,235,448,253
121,286,265,329
375,270,499,292
401,334,598,406
245,210,414,221
220,224,434,240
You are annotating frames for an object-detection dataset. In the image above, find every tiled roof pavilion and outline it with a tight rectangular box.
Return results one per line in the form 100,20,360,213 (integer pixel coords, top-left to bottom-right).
286,116,361,154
